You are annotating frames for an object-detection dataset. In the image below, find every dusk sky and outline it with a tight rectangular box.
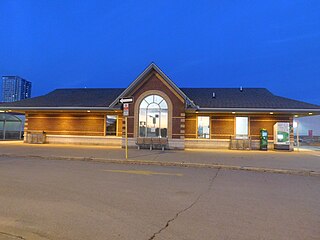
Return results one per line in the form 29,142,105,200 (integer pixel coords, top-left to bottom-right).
1,0,320,105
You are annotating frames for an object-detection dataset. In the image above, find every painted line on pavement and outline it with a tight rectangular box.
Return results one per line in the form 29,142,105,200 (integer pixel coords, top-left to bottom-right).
102,169,183,176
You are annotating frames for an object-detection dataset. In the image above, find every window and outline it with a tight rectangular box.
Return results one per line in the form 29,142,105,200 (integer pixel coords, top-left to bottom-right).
139,95,168,138
106,115,117,136
197,116,210,139
236,117,248,139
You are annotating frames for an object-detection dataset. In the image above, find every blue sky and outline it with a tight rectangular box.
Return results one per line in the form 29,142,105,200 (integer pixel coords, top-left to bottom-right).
1,0,320,105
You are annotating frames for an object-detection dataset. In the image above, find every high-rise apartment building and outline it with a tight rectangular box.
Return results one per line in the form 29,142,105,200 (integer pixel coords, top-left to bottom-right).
1,76,32,102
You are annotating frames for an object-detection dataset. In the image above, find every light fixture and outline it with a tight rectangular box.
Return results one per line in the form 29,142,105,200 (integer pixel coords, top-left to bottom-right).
269,112,274,115
87,110,91,113
309,112,313,115
232,112,235,114
294,115,298,118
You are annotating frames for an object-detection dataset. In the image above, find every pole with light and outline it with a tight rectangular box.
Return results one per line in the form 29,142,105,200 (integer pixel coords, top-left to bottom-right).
293,119,299,152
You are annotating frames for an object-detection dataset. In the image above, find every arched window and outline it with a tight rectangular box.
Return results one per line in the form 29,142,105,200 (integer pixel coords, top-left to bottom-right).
139,95,168,138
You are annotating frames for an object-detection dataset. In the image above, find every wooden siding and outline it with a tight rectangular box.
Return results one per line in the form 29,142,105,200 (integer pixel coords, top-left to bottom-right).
250,116,291,140
185,114,292,140
185,116,197,138
27,113,121,136
211,116,234,138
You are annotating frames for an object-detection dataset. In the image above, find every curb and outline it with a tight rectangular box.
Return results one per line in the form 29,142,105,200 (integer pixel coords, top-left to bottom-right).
1,153,319,177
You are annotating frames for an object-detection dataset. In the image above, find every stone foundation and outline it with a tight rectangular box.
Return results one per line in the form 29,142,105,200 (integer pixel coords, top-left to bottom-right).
45,135,122,146
121,138,185,150
185,139,230,149
30,134,294,151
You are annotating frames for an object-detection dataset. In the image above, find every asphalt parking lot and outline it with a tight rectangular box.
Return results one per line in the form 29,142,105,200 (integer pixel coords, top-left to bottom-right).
0,156,319,240
0,142,320,174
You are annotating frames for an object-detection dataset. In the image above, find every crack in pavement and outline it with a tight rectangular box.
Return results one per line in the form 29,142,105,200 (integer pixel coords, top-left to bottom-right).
0,232,26,239
147,168,220,240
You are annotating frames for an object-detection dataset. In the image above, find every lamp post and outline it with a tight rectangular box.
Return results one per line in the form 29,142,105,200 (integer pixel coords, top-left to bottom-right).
293,120,299,152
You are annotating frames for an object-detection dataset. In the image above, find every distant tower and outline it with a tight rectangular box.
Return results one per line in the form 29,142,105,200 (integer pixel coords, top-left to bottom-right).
1,76,32,102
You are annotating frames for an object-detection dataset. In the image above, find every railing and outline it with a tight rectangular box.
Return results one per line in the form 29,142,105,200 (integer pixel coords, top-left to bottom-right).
0,131,23,140
136,137,168,151
26,131,46,144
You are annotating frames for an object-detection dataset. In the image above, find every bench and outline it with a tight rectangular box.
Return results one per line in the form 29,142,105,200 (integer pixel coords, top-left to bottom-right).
136,137,168,151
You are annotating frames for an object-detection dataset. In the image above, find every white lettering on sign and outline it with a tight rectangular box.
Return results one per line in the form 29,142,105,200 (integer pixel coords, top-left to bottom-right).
119,97,134,104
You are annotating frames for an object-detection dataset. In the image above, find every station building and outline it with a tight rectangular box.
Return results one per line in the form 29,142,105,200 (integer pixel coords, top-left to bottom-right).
1,63,319,150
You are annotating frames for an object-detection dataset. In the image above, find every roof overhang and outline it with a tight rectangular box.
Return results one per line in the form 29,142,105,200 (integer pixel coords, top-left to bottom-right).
187,107,320,115
0,107,120,112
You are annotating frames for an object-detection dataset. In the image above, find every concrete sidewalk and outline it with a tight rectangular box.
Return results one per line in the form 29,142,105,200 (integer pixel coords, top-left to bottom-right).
0,141,320,176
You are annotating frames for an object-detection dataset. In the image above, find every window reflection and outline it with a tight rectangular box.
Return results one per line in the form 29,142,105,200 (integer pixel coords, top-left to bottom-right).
139,95,168,138
198,116,210,139
106,115,117,136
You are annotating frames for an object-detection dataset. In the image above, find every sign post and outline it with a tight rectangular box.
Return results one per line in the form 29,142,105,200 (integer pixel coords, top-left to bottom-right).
123,103,129,159
297,121,300,152
120,97,133,160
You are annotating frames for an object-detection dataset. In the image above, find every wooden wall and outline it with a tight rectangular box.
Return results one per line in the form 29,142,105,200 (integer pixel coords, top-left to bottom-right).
185,114,292,140
26,112,293,140
27,112,122,137
249,116,292,140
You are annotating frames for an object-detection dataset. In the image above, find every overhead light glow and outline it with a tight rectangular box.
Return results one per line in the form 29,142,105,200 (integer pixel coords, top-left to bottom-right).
232,112,235,114
309,112,313,115
270,112,274,115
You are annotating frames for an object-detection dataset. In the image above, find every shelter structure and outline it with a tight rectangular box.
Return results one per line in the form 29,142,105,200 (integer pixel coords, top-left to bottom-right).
0,113,23,140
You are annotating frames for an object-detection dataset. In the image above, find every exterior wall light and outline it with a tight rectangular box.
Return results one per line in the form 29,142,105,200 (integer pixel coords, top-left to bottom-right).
232,112,235,114
309,113,313,115
270,112,274,115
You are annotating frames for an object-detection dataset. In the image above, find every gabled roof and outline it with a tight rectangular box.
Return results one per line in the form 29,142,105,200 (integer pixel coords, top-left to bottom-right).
181,88,320,111
109,63,195,108
0,63,319,113
0,87,319,113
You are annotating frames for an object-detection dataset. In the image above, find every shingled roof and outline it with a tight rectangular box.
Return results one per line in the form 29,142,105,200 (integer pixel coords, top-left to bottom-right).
180,88,320,110
0,87,319,112
0,88,125,108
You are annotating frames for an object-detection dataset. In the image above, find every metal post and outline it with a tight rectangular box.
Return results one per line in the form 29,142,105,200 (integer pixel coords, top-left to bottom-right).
297,121,300,152
3,119,6,140
125,116,128,159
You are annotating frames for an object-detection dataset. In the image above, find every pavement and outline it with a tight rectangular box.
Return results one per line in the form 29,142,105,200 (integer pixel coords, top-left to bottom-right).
0,141,320,176
0,158,319,240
